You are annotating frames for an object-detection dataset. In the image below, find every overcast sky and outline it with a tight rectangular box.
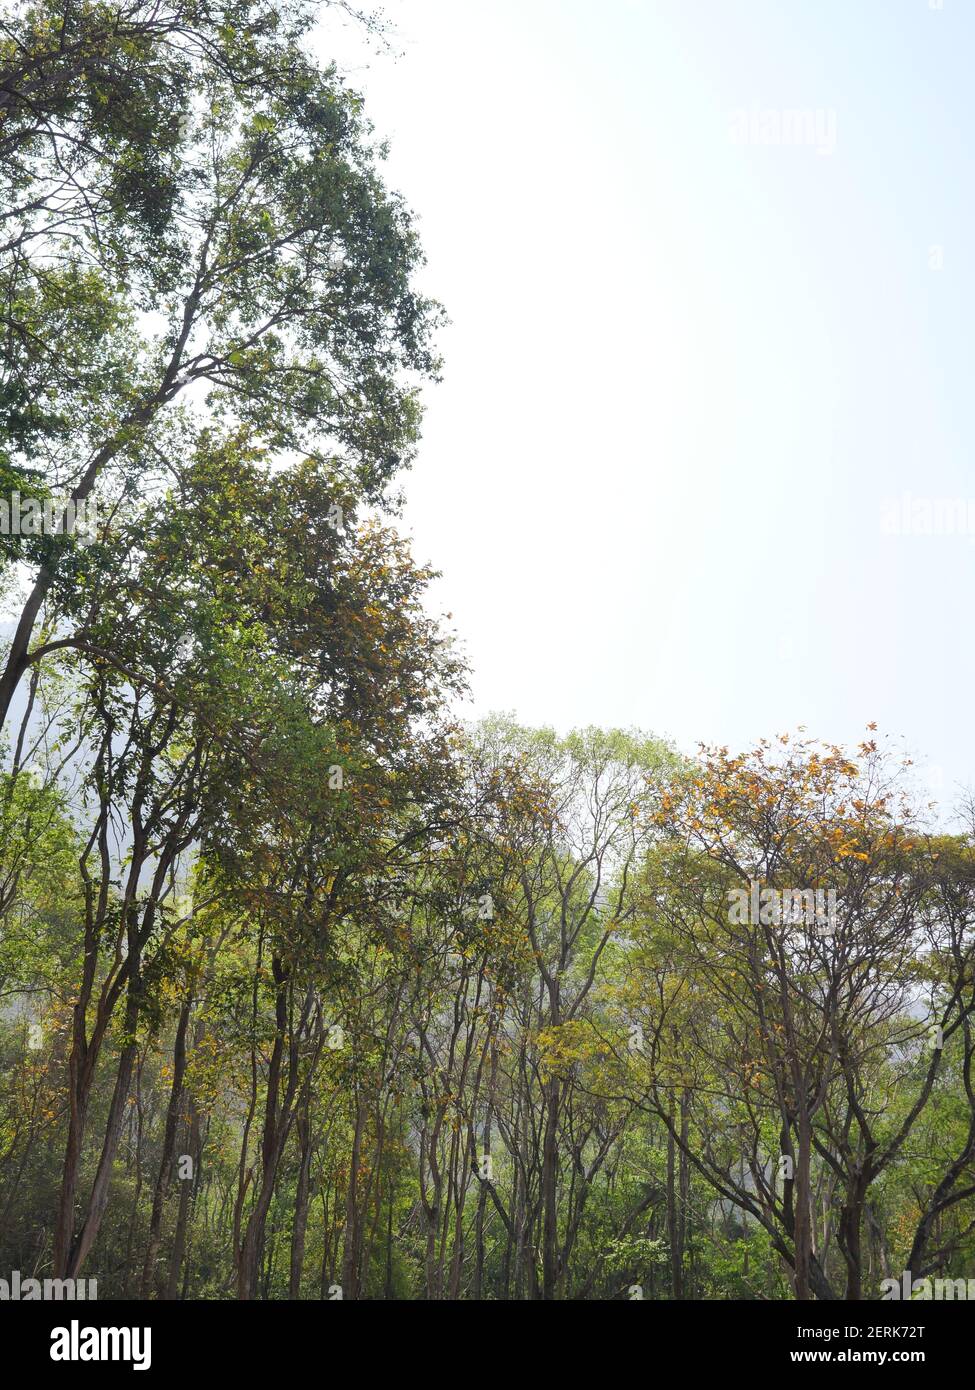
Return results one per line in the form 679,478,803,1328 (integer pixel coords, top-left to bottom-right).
319,0,975,803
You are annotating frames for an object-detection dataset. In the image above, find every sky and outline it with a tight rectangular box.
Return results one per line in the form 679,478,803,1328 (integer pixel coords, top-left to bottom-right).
318,0,975,801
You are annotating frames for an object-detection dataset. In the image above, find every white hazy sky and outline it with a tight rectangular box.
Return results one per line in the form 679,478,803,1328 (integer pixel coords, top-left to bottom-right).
319,0,975,798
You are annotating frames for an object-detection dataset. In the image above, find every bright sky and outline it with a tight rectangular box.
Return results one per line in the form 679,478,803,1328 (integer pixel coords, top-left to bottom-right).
320,0,975,801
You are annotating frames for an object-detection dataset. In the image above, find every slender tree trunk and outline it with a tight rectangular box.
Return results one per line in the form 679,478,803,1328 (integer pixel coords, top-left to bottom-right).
141,1002,191,1297
166,1101,200,1300
384,1198,395,1300
289,1109,313,1299
66,1034,138,1277
541,1075,560,1300
341,1098,366,1299
666,1110,683,1299
793,1110,813,1301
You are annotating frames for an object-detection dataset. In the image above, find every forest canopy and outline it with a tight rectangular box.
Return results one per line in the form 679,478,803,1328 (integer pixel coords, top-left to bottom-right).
0,1,973,1304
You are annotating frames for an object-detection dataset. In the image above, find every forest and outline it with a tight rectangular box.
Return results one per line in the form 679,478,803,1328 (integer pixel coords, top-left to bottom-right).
1,0,974,1303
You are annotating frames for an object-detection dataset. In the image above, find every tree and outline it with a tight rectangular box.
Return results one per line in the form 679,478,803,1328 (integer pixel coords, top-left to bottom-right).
1,0,440,725
620,733,975,1300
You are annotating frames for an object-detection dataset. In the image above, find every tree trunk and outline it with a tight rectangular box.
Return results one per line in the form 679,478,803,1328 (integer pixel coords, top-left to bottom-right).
541,1075,560,1300
289,1109,313,1299
141,1002,191,1297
